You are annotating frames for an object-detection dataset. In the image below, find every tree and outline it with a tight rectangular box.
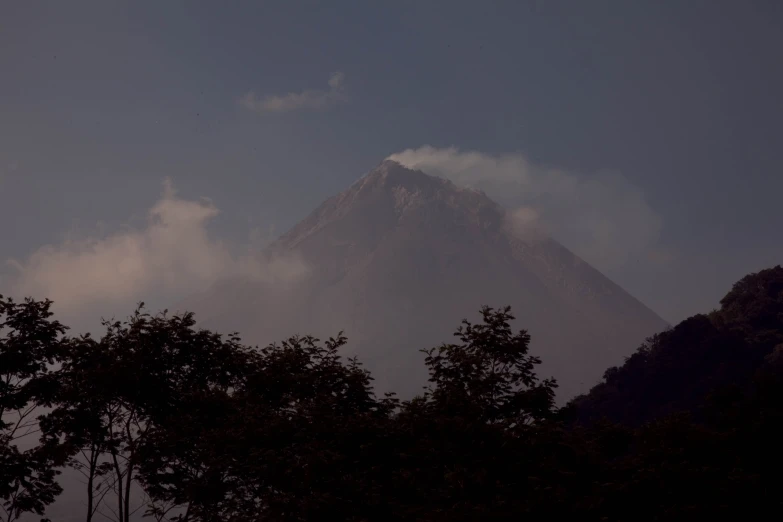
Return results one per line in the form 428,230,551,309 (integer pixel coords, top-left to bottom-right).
420,305,557,428
43,305,253,522
137,332,396,522
17,266,783,521
136,306,563,521
373,306,560,520
0,296,68,522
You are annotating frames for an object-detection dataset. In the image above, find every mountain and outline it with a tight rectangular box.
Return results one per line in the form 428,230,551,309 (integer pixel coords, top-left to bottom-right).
183,160,668,400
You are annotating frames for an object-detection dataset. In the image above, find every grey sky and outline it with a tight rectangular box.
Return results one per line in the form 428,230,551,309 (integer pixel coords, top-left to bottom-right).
1,0,782,328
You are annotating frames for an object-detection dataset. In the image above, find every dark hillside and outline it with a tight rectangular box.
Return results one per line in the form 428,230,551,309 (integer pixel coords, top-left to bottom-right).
567,265,783,426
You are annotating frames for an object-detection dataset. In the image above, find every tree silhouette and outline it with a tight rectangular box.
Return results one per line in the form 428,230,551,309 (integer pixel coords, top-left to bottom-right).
0,296,68,522
5,265,783,521
420,305,557,427
42,305,253,522
135,332,396,521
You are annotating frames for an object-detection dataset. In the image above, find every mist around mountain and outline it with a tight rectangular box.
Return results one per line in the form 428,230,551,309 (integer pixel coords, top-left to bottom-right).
183,160,668,401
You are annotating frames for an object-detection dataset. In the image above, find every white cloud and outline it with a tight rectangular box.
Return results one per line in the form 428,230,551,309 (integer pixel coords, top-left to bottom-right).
387,146,664,271
240,72,346,113
5,179,308,324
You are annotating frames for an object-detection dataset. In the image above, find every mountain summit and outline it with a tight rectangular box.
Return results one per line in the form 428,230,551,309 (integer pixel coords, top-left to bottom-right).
186,161,668,399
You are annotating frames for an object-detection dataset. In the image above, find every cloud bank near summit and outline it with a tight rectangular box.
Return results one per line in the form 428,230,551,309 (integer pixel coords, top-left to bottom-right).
388,146,665,272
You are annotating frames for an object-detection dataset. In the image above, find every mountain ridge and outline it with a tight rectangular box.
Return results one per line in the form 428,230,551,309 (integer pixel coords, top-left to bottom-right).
274,160,502,250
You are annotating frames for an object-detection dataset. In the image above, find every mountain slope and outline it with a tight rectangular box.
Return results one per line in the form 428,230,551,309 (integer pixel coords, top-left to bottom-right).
184,161,668,400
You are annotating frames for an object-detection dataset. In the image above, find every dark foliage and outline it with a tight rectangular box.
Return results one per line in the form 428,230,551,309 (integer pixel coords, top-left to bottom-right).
41,306,254,522
567,265,783,426
5,265,783,521
562,266,783,520
0,296,68,521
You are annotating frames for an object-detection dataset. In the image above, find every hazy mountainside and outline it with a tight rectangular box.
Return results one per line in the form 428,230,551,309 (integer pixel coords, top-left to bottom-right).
567,265,783,425
184,161,668,400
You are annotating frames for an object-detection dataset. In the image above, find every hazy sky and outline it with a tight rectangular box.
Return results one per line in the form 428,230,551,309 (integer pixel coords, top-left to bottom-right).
1,0,782,328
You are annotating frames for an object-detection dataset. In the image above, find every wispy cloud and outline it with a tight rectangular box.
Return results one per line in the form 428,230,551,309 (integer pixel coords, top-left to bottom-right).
4,179,308,324
387,146,666,272
240,72,346,113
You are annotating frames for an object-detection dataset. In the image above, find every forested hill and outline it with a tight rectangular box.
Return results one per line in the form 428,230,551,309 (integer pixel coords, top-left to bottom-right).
566,265,783,426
